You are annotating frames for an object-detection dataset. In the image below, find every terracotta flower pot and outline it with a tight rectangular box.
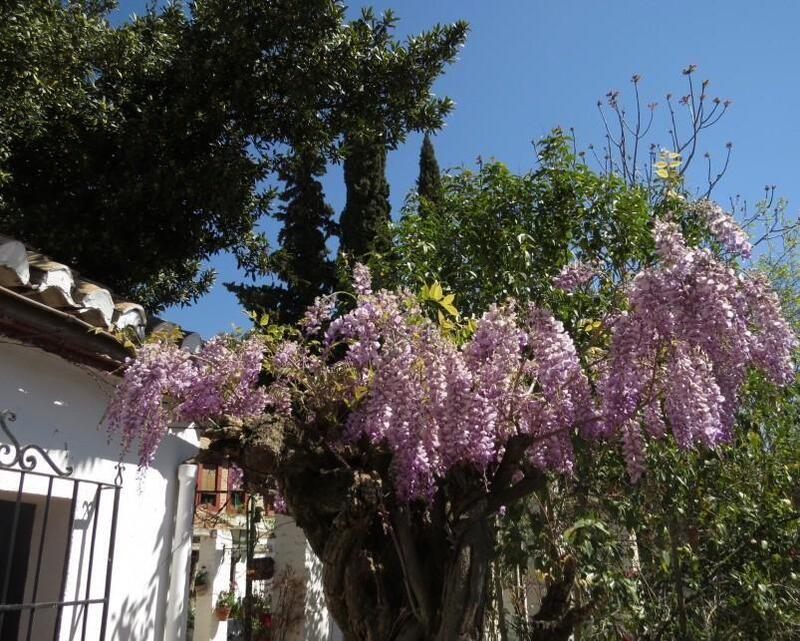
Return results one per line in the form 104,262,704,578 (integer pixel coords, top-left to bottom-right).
215,605,232,621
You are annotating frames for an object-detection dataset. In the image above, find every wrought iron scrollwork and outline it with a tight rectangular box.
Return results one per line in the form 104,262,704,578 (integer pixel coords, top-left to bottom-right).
0,409,73,476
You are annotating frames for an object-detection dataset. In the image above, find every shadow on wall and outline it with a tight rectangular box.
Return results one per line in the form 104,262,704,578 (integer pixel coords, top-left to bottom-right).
108,466,190,641
0,342,199,641
305,551,328,641
110,591,157,641
0,341,197,480
111,451,196,641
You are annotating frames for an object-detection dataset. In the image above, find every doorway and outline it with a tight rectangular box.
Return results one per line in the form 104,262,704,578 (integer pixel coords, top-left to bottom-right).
0,500,35,640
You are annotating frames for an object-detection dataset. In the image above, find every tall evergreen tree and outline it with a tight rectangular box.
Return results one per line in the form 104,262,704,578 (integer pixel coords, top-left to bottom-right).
227,154,337,323
338,133,392,260
417,132,442,216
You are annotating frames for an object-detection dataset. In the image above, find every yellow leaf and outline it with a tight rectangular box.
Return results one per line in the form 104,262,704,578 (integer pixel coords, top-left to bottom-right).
439,293,458,317
439,311,456,329
586,346,605,360
429,281,443,301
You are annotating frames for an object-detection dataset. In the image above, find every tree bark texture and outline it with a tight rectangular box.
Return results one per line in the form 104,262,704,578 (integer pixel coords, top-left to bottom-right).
201,418,585,641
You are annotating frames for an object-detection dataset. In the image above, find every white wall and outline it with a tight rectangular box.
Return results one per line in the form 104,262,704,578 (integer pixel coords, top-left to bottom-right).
272,515,341,641
0,340,199,641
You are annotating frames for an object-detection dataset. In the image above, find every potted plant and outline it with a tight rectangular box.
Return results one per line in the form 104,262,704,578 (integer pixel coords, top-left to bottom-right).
245,592,272,641
214,583,237,621
193,567,209,597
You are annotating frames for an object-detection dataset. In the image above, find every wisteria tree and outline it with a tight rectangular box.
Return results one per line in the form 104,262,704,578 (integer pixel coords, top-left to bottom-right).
108,194,795,640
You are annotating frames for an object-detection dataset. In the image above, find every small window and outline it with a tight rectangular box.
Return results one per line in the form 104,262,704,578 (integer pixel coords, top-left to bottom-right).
198,465,219,506
229,491,245,512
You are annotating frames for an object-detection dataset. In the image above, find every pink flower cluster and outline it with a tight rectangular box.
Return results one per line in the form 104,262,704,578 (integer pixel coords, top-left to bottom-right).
600,220,795,479
299,296,336,336
228,464,244,490
106,336,267,466
323,241,793,494
272,490,287,514
552,261,596,291
104,342,194,468
694,199,752,258
324,271,596,500
107,199,795,499
178,337,268,422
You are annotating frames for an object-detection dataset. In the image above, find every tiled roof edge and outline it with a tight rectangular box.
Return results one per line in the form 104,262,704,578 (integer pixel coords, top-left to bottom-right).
0,235,201,355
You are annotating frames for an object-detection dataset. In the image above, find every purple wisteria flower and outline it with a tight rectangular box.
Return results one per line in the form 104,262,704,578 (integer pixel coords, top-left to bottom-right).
694,199,752,258
106,336,267,467
107,207,795,497
299,295,336,336
228,464,244,490
552,261,596,291
600,219,795,480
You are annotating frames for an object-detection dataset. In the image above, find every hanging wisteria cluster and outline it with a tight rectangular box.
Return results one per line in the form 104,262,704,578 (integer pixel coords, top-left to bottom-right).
693,199,753,258
106,336,268,466
599,216,794,479
107,202,795,499
321,291,597,499
552,261,597,291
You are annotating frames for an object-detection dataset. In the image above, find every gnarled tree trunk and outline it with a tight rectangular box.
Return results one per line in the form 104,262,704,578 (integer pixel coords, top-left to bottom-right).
204,418,584,641
277,449,495,641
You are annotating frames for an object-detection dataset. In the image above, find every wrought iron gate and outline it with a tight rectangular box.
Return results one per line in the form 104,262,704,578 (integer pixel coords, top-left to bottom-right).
0,410,121,641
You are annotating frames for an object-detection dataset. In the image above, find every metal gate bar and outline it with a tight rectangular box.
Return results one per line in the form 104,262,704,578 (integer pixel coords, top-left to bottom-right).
0,410,121,641
0,471,25,634
26,475,53,641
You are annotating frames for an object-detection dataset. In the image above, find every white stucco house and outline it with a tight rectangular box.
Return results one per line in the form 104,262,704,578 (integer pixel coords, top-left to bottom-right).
0,236,200,641
0,236,340,641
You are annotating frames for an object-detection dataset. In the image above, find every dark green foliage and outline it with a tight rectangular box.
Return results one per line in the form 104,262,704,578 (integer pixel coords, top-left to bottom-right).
339,133,393,260
391,130,653,320
0,0,467,311
0,1,265,310
417,132,442,217
531,375,800,641
227,153,337,324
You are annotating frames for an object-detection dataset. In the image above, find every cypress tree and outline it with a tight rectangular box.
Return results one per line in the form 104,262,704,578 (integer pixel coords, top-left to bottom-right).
227,153,337,323
417,132,442,216
338,133,392,260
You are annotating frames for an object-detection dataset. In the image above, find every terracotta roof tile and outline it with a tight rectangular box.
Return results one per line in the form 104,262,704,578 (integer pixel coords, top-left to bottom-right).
0,236,200,351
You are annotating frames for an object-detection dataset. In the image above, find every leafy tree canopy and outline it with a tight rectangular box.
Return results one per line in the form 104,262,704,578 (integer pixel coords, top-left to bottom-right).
389,129,800,640
106,143,797,638
388,131,655,320
338,132,393,261
0,0,467,311
386,128,800,640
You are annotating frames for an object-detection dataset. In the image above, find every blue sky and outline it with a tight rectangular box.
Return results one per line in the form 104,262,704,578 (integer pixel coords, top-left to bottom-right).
115,1,800,336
